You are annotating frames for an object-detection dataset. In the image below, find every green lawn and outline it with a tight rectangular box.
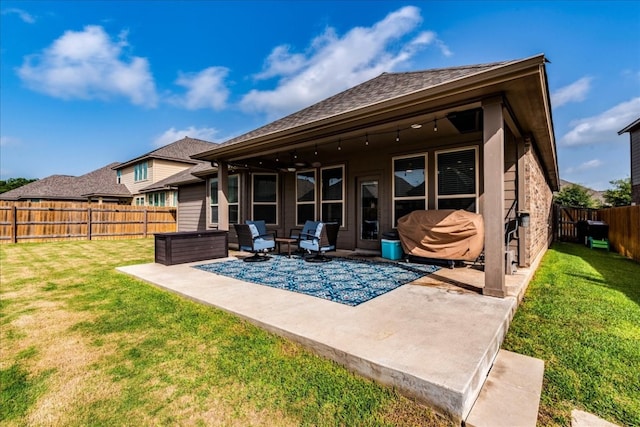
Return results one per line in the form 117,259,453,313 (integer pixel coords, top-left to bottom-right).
0,239,450,426
503,242,640,427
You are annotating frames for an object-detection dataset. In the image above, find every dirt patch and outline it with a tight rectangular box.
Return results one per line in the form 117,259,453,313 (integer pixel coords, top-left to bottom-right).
2,295,122,426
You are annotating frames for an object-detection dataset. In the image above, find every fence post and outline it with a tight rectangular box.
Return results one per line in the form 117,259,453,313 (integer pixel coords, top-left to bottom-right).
11,205,17,243
143,209,148,238
87,207,92,240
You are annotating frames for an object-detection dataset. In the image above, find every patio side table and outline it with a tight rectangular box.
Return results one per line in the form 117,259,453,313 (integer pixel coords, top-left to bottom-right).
275,237,297,258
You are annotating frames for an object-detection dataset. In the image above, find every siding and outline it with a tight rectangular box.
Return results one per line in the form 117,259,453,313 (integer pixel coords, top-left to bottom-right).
153,159,194,183
177,183,206,231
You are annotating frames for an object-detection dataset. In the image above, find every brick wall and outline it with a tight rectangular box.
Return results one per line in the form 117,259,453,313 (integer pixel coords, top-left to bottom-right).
523,143,554,265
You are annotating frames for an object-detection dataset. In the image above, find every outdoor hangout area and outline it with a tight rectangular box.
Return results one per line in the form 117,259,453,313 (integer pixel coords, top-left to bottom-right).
118,219,544,424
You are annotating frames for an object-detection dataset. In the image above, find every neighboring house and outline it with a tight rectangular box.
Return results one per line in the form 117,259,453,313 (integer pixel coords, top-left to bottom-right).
113,137,216,207
149,162,216,231
183,54,558,298
0,162,131,203
618,117,640,205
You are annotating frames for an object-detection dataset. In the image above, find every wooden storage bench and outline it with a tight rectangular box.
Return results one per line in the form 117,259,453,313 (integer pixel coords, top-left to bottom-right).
155,230,228,265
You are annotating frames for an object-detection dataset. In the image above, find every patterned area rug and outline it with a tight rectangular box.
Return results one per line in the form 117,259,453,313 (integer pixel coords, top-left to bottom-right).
194,255,440,306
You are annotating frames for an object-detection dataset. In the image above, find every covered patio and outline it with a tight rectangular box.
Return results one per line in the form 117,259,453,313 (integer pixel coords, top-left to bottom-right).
118,248,544,424
183,54,558,300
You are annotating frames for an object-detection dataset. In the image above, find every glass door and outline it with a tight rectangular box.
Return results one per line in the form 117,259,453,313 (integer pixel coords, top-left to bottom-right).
358,177,379,249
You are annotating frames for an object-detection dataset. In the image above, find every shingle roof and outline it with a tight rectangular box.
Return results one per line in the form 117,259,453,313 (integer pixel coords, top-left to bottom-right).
0,162,131,201
217,60,514,148
116,137,217,169
140,162,216,191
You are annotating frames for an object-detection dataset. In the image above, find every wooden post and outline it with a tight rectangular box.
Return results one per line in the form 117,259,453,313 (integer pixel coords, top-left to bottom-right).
87,207,92,240
217,161,229,231
482,98,506,298
143,209,148,238
11,205,17,244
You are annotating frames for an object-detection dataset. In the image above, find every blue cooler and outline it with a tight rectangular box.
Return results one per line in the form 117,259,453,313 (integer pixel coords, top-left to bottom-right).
381,239,403,260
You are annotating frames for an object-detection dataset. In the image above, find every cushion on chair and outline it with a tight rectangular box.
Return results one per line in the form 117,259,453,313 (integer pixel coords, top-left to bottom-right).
314,223,323,238
253,237,275,252
247,220,267,236
247,223,260,238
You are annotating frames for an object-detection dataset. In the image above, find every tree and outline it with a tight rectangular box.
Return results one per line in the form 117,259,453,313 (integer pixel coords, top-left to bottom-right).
554,184,598,208
603,178,631,207
0,177,38,194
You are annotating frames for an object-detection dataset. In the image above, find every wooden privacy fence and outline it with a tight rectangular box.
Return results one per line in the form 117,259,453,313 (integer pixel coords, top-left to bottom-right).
0,201,177,243
553,204,599,242
598,206,640,263
554,204,640,263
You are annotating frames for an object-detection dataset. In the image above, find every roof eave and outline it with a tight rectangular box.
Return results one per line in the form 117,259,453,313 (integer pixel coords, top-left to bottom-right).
194,54,548,161
618,117,640,134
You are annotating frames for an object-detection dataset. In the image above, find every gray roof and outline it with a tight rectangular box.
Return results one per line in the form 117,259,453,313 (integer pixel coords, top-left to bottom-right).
212,60,514,149
116,137,217,169
140,161,216,191
618,117,640,134
0,162,131,201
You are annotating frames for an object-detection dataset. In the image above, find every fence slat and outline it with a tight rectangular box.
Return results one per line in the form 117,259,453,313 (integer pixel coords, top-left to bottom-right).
555,204,640,263
0,201,176,243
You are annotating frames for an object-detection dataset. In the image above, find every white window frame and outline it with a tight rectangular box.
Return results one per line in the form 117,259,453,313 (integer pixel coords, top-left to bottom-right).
435,146,479,212
135,196,145,206
251,173,279,225
209,174,240,225
147,192,166,207
134,161,148,182
295,169,317,226
320,165,345,227
392,153,428,225
116,170,122,184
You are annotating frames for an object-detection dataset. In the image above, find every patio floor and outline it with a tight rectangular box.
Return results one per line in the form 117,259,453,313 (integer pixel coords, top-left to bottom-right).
117,249,539,423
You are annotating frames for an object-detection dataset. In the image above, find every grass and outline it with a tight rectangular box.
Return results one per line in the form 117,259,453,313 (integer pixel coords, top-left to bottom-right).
0,239,451,426
503,242,640,427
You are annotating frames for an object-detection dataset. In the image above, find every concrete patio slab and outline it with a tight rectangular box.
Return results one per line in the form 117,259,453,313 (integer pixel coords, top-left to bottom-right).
117,252,539,423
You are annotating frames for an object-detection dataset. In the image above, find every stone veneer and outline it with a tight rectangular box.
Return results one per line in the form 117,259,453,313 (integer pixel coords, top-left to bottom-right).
523,143,554,266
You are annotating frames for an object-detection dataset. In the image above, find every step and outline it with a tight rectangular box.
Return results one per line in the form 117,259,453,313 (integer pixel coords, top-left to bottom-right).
465,350,544,427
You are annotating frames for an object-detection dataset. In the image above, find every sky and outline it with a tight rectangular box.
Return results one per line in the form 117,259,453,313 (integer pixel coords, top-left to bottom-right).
1,1,639,191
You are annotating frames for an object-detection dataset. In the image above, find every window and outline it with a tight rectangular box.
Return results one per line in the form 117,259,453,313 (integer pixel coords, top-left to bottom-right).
296,170,316,225
135,196,145,206
320,166,344,226
134,161,148,182
436,147,478,212
147,192,166,206
252,174,278,224
393,154,427,225
116,170,122,184
210,174,239,224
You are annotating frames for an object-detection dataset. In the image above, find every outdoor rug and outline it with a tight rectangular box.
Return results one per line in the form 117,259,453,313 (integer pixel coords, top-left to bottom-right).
194,256,440,306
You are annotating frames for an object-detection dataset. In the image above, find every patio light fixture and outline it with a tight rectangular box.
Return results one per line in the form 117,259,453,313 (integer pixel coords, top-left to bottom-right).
433,118,438,132
396,128,400,142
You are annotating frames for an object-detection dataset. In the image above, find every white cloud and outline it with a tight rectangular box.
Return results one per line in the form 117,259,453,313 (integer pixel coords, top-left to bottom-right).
152,127,219,147
565,159,602,174
17,25,158,107
560,97,640,146
551,77,592,107
2,7,35,24
240,6,446,118
172,67,230,110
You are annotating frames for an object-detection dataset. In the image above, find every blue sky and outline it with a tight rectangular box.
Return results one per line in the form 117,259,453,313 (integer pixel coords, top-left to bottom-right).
1,1,639,191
